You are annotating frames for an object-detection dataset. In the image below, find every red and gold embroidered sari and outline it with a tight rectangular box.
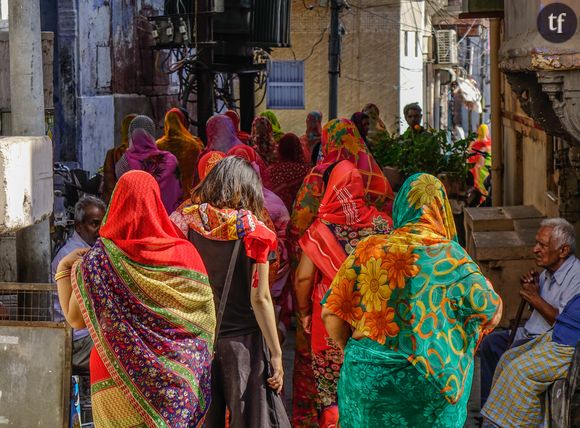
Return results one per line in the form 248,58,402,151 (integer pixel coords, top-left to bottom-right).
72,171,216,428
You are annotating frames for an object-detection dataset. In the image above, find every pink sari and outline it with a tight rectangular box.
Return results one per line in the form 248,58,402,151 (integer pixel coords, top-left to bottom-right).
123,129,182,214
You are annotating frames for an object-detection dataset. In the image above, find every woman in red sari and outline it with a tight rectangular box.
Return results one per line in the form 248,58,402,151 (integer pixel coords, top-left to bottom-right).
289,118,393,426
295,160,392,427
299,111,323,162
267,133,312,212
250,116,278,165
224,109,251,144
55,170,216,427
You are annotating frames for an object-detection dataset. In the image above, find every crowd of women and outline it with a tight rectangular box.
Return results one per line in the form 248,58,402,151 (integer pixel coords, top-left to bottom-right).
55,105,502,428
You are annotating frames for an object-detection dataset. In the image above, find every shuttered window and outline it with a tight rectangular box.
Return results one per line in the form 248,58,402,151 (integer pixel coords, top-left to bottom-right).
267,60,305,110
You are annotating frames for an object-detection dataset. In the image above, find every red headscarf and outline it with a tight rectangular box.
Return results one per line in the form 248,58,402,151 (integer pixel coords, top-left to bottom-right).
318,160,384,228
224,110,251,144
197,150,226,181
99,170,204,270
227,144,273,190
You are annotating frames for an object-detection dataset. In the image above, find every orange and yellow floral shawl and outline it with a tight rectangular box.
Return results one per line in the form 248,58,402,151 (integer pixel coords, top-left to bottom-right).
322,173,501,404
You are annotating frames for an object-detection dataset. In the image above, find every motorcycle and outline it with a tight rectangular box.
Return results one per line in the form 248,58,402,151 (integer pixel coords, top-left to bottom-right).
52,163,102,253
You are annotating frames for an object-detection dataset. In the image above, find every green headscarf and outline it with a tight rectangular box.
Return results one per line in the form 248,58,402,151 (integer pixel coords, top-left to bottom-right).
259,110,284,141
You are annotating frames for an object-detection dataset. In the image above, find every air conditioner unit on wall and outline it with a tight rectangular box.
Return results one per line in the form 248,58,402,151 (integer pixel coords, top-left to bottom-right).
435,29,458,64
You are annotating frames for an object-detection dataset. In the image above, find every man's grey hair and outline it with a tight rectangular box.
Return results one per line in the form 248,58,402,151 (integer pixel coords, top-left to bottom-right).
541,217,576,253
404,102,422,116
74,196,106,223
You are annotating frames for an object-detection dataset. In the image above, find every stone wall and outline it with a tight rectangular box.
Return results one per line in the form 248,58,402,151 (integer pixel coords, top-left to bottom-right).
49,0,180,174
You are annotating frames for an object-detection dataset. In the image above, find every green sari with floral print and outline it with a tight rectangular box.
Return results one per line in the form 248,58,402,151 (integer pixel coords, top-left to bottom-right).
322,173,501,428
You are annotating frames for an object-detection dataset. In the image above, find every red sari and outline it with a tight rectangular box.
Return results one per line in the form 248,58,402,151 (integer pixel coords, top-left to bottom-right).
267,133,312,212
73,171,216,428
298,160,391,427
289,119,393,427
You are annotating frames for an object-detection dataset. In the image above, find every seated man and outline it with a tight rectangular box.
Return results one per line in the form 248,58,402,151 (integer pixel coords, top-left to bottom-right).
51,195,106,372
480,217,580,405
482,292,580,427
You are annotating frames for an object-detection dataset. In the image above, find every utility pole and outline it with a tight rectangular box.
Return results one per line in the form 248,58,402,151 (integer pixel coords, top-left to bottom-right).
328,0,342,120
9,0,52,283
196,0,215,141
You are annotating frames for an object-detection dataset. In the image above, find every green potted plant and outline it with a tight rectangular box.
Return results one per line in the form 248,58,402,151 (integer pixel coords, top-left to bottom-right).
371,128,475,196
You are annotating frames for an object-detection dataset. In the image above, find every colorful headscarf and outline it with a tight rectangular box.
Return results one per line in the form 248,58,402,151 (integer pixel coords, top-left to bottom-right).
300,111,322,162
250,116,278,165
300,160,392,284
123,129,182,214
172,202,277,264
289,118,393,251
157,108,204,197
103,113,137,203
318,160,391,229
204,114,243,153
72,170,216,427
224,109,251,144
228,144,273,190
259,110,284,141
197,151,226,181
322,173,501,404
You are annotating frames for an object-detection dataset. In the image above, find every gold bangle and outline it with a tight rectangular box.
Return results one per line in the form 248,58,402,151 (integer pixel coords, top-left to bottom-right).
54,269,71,282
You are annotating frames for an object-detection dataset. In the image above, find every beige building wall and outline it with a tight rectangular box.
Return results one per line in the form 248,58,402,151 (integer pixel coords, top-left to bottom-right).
501,76,559,218
260,1,402,135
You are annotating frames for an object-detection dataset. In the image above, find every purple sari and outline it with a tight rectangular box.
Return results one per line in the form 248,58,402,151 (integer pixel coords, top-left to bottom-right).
124,129,182,214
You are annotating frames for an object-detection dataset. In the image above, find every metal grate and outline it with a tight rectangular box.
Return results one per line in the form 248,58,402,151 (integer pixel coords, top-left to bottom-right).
0,283,60,323
267,60,305,110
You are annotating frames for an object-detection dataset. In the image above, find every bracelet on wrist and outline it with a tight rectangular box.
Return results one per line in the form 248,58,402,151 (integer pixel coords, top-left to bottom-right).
54,269,72,282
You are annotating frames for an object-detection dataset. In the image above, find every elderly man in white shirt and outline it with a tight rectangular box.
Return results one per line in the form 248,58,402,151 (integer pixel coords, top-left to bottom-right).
51,195,106,372
479,217,580,406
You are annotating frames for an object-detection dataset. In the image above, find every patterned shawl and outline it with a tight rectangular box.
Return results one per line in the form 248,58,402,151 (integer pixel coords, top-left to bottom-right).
300,110,322,162
267,133,312,212
103,113,137,203
322,173,501,404
224,109,251,144
124,129,182,214
71,171,216,428
288,118,394,265
204,115,243,153
250,116,278,165
157,108,204,197
171,201,277,264
259,110,284,141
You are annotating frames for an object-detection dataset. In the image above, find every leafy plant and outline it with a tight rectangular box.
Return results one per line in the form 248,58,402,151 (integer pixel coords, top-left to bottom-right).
371,128,475,181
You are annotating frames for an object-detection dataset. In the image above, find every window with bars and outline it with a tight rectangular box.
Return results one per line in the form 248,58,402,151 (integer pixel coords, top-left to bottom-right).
266,60,305,110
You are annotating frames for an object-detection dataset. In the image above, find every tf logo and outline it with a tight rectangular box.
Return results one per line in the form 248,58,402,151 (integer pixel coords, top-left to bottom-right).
537,2,578,43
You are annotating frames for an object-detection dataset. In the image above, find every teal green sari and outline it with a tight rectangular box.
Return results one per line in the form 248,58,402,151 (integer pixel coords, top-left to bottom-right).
322,173,501,427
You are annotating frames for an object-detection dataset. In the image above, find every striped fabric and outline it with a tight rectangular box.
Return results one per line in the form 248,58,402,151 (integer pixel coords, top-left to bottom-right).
482,332,575,427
